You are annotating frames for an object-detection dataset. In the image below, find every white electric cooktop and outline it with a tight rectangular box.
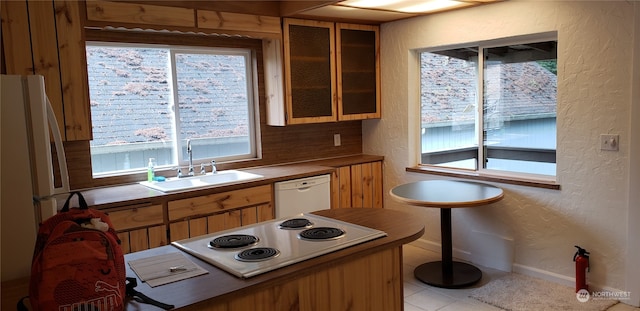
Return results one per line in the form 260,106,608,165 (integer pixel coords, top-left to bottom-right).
171,213,387,278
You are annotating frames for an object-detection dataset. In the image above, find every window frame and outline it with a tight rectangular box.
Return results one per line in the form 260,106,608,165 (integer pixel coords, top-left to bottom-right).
414,33,560,189
169,46,259,166
85,31,263,179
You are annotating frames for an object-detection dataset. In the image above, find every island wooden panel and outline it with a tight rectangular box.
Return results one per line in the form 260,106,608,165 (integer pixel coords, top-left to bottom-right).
180,248,401,311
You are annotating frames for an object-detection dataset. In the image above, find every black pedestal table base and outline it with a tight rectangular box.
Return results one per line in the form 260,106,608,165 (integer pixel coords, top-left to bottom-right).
414,207,482,288
414,261,482,289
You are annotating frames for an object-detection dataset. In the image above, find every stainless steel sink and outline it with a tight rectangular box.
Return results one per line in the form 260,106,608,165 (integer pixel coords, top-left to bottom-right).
140,170,263,193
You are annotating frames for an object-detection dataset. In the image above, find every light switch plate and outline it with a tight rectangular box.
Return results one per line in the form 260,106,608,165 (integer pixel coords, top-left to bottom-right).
334,134,341,146
600,134,619,151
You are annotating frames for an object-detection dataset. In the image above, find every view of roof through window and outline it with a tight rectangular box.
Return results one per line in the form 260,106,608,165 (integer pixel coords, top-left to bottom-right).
420,39,557,176
86,44,256,176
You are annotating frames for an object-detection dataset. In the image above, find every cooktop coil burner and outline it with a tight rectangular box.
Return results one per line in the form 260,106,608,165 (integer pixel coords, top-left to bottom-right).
299,227,346,241
278,218,313,230
235,247,280,262
209,234,258,249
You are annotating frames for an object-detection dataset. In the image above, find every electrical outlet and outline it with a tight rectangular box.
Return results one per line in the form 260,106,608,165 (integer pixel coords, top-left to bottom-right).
334,134,341,146
600,134,619,151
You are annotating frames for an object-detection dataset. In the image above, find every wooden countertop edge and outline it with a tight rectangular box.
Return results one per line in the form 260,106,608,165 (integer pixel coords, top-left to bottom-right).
122,208,423,310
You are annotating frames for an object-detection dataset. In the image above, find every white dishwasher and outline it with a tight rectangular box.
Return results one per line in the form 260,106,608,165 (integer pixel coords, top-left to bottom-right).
275,174,331,218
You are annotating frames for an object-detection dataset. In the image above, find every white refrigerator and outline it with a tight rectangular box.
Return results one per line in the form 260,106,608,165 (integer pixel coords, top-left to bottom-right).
1,75,70,281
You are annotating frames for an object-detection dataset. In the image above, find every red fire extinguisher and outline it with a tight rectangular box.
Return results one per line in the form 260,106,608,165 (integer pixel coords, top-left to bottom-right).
573,245,590,293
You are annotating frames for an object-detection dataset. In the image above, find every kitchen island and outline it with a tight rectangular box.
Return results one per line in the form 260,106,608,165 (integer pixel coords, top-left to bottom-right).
124,208,424,311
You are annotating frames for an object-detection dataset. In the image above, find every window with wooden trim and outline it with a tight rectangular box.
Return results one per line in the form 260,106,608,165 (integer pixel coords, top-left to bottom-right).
86,41,260,177
419,35,557,179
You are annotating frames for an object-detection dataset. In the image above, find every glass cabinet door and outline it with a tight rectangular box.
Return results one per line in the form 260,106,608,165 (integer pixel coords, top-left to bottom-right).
337,23,380,121
284,19,336,124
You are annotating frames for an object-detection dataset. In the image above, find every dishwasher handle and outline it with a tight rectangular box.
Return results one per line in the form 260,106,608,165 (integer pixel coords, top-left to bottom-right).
295,180,318,191
275,175,330,191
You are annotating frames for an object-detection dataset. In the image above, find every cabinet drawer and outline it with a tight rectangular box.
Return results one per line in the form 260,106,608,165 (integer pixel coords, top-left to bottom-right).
168,185,272,221
108,204,164,231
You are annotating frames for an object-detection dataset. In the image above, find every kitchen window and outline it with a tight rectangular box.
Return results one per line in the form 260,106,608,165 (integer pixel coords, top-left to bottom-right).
419,36,557,180
86,42,259,177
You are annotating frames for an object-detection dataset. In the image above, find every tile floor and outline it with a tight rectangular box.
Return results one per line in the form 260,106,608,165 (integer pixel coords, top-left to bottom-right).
402,244,639,311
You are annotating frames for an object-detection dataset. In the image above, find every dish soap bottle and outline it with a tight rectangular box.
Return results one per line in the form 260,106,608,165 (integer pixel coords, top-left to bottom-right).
147,158,155,182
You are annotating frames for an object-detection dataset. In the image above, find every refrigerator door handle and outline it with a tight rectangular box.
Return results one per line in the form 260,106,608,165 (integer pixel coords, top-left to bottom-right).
26,76,69,198
46,97,70,195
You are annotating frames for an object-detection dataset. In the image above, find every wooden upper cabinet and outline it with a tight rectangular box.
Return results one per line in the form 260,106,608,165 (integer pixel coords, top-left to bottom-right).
281,19,380,125
283,19,337,124
336,23,381,121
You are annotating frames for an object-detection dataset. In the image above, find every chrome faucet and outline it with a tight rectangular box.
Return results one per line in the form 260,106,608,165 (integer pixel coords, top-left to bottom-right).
187,139,194,176
211,160,217,174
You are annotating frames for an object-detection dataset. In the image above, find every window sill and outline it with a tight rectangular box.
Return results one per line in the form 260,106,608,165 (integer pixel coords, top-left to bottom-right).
406,166,561,190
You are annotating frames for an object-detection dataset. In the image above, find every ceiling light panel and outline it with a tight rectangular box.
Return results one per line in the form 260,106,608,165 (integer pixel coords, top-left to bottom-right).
341,0,480,14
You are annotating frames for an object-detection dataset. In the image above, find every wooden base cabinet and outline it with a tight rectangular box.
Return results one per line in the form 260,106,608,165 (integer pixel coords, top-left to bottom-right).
168,185,273,241
179,247,402,311
107,203,167,254
332,161,383,209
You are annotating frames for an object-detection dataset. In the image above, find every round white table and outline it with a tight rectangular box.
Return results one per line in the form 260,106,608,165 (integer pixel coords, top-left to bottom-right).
390,180,504,288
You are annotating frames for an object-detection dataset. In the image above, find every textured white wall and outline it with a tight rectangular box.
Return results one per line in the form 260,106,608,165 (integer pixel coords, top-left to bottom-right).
364,1,638,292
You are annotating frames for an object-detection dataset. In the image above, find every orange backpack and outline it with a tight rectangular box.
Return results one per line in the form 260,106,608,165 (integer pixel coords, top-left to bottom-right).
28,192,125,311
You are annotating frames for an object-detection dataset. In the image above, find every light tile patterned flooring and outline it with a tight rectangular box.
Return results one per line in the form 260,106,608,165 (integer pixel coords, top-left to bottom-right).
402,244,639,311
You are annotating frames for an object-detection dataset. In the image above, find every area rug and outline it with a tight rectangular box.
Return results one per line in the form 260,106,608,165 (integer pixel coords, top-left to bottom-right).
469,273,619,311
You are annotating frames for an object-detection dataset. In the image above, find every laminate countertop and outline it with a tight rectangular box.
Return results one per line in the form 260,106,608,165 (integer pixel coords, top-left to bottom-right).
124,208,424,310
57,154,384,210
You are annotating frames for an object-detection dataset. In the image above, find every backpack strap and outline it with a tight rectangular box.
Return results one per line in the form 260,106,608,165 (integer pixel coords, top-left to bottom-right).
126,277,175,310
61,191,88,212
17,296,28,311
